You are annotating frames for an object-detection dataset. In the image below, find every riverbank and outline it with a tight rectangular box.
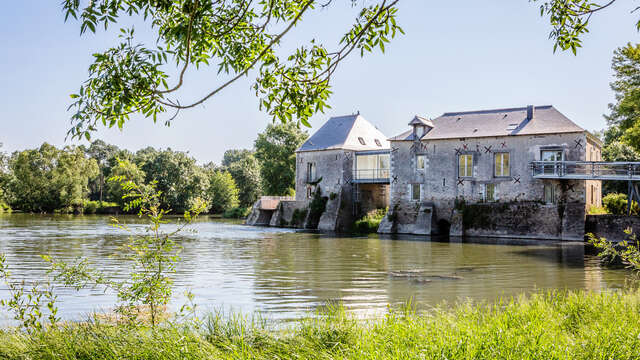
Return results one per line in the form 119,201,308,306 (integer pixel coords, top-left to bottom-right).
1,290,639,359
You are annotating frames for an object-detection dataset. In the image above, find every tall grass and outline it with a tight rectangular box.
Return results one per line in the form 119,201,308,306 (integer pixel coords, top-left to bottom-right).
1,290,640,359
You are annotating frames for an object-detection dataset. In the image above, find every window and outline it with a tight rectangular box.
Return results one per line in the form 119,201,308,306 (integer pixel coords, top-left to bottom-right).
358,137,366,145
411,184,421,201
374,139,382,147
485,184,496,202
494,152,510,177
306,162,316,182
541,149,563,175
416,155,426,170
544,184,556,204
306,187,312,199
541,150,563,162
458,154,473,177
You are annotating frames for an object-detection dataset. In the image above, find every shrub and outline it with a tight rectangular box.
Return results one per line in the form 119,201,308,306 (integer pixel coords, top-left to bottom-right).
603,193,639,215
354,208,387,234
222,207,250,219
587,205,608,215
0,201,11,214
290,208,307,226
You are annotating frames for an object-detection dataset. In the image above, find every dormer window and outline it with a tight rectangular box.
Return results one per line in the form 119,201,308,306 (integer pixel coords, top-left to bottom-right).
374,139,382,147
358,137,366,145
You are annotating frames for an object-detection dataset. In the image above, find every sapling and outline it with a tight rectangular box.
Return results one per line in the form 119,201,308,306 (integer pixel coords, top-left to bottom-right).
46,173,207,328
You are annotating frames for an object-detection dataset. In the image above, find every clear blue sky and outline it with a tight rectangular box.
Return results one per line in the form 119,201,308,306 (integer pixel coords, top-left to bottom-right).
0,1,637,164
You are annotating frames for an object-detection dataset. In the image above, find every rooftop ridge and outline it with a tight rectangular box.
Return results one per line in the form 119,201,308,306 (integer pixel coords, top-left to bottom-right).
441,105,553,117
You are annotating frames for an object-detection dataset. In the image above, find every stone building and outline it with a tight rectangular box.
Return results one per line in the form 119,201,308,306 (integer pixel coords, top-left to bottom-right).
248,114,391,231
378,105,602,240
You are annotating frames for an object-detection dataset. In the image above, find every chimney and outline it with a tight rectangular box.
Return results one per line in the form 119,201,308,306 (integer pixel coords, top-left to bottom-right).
526,105,535,120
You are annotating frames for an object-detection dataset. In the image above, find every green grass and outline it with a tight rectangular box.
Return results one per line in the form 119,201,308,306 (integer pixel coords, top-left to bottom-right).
2,290,640,359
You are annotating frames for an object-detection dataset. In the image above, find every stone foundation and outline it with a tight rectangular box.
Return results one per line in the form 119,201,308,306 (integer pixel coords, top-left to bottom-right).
585,215,640,242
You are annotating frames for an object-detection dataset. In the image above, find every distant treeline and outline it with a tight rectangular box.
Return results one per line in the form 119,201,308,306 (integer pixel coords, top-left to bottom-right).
0,123,308,215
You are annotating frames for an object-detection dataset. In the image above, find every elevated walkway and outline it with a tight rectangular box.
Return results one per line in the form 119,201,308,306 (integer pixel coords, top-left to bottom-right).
531,161,640,181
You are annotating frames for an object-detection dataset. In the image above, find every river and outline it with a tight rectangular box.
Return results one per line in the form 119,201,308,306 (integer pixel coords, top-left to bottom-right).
0,214,630,323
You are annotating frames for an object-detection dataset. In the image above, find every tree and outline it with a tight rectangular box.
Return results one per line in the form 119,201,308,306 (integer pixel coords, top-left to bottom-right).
223,150,262,207
8,144,98,212
537,0,640,54
135,149,210,213
222,149,254,167
255,122,308,195
62,0,403,140
85,140,121,202
207,170,239,214
601,43,640,151
106,159,146,208
0,143,9,205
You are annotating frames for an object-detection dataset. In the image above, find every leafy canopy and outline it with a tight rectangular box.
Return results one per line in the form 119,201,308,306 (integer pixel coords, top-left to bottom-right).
63,0,403,139
254,122,308,195
536,0,640,54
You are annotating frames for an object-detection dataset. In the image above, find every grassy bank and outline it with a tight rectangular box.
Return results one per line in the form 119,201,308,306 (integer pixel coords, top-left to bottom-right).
2,290,640,359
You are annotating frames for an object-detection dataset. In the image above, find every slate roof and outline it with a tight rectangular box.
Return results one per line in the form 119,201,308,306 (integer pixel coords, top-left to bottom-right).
408,115,434,128
297,114,390,152
389,105,585,141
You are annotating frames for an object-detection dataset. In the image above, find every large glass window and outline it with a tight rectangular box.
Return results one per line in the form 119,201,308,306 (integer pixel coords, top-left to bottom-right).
458,154,473,177
356,153,390,179
494,152,510,177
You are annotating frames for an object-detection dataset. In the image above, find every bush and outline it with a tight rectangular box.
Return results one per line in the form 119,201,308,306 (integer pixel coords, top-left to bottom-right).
603,193,639,215
222,207,250,219
0,201,11,214
587,205,608,215
83,200,120,214
354,208,387,234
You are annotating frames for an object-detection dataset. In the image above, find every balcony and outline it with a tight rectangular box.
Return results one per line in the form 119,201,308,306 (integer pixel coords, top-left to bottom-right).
531,161,640,181
353,168,390,183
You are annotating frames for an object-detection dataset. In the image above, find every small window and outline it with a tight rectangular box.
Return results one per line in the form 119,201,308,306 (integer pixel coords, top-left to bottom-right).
358,137,366,145
485,184,495,202
544,184,556,204
374,139,382,147
494,152,510,177
458,154,473,177
306,163,316,182
306,187,312,199
416,155,426,170
411,184,421,201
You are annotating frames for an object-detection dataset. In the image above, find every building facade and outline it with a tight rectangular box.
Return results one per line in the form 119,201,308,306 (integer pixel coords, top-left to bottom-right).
379,105,602,240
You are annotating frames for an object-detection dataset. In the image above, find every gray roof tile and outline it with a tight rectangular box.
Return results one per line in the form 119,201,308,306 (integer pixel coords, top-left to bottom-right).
297,114,390,152
389,105,585,141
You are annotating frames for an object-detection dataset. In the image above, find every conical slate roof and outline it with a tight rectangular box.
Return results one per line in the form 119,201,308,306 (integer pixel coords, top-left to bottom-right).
297,114,389,152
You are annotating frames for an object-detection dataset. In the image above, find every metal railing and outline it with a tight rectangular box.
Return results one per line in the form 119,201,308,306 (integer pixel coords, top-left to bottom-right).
354,168,390,181
531,161,640,180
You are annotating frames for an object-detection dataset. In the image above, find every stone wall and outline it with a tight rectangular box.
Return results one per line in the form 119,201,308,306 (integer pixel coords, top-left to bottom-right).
385,132,590,239
457,201,583,240
585,215,640,242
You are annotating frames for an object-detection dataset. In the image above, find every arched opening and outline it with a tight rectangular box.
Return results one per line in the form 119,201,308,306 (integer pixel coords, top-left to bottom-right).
437,219,451,236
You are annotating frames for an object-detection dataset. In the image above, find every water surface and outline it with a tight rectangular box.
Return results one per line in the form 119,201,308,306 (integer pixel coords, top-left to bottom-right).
0,214,630,322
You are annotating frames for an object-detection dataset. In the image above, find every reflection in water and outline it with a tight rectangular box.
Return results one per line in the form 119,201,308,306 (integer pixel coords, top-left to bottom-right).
0,214,631,323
